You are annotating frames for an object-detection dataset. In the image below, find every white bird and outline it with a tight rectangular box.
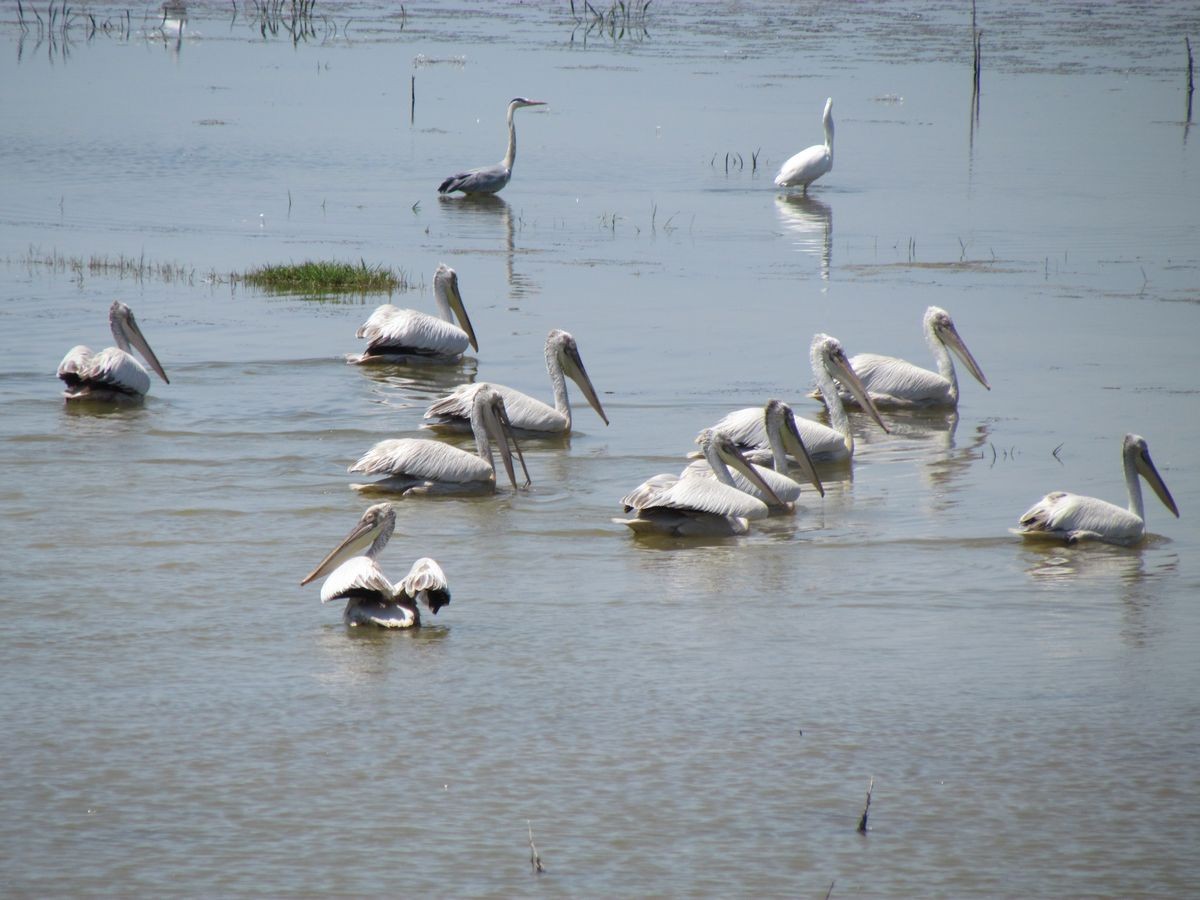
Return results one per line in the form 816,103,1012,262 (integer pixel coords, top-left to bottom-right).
300,503,450,628
829,306,990,409
424,328,608,435
775,97,834,193
616,429,785,537
57,300,169,402
682,400,825,510
349,264,479,364
1014,433,1179,546
710,335,888,464
438,97,548,196
349,385,530,495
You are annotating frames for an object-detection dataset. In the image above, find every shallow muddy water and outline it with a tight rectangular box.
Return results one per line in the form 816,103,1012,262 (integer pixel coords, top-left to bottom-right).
2,2,1198,896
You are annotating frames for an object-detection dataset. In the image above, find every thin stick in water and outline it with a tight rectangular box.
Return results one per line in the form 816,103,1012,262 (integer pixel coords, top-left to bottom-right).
857,776,874,833
528,821,545,873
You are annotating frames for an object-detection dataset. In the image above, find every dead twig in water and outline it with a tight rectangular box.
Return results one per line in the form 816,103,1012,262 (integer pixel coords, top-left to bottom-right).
1052,443,1064,464
824,880,836,900
857,776,875,834
528,821,545,873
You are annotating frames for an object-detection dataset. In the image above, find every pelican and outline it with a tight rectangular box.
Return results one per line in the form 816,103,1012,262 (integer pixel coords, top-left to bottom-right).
829,306,990,409
57,301,169,402
300,503,450,628
1014,433,1179,546
616,429,785,537
424,329,608,435
349,264,479,364
710,335,888,464
682,400,825,509
349,385,530,495
775,97,833,193
438,97,547,196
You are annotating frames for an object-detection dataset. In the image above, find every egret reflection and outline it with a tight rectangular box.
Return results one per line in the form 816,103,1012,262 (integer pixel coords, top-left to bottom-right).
775,195,832,280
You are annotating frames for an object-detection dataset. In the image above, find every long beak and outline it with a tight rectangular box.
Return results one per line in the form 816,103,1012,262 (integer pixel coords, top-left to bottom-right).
829,352,888,433
300,517,378,586
123,315,170,385
444,269,479,352
943,324,990,390
720,442,785,508
781,412,824,497
563,345,609,425
1136,450,1180,518
484,399,531,491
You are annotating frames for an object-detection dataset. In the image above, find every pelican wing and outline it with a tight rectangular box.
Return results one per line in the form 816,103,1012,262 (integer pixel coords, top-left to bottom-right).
848,352,951,406
775,144,831,188
319,557,394,604
438,164,511,196
681,458,803,505
640,476,770,521
349,438,492,484
710,406,846,463
396,557,451,614
63,347,152,396
1016,492,1143,544
358,307,471,358
57,344,95,386
425,382,562,433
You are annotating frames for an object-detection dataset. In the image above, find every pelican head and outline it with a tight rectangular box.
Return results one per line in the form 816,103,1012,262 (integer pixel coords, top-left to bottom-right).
111,301,169,384
926,306,989,391
1126,433,1179,519
472,386,532,491
548,328,609,426
697,428,785,508
812,333,888,434
300,502,396,588
764,399,825,497
434,263,479,351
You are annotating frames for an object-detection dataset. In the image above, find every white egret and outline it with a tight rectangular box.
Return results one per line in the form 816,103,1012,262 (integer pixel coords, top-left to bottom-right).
438,97,547,196
616,429,784,537
300,503,450,628
775,97,833,193
349,264,479,364
57,301,169,402
424,329,607,435
1015,433,1179,546
349,385,530,495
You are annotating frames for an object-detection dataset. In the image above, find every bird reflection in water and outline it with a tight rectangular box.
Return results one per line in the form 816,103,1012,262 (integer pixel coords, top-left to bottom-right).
437,194,538,299
775,195,832,281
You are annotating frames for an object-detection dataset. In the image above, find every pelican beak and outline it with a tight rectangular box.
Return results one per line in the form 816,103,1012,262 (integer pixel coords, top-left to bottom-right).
300,514,380,586
443,267,479,352
120,307,170,385
562,342,609,425
781,412,825,497
940,322,990,390
828,349,888,434
719,441,785,508
1135,448,1180,518
484,396,532,491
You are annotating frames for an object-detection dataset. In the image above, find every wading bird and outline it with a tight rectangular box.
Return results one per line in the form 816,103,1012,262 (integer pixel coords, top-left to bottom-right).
438,97,547,196
57,301,169,402
349,264,478,364
424,329,607,435
711,334,888,464
825,306,990,409
1014,433,1179,546
349,385,530,495
616,429,784,537
775,97,834,193
300,503,450,628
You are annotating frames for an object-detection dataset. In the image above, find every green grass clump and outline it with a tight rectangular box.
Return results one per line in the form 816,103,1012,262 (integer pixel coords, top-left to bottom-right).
241,260,410,294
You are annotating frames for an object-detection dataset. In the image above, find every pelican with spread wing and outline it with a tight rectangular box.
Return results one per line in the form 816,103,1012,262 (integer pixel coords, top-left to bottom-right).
350,264,478,364
57,301,169,402
300,503,450,628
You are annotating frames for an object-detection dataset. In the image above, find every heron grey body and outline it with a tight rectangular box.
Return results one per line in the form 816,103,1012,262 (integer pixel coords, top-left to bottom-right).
438,98,547,195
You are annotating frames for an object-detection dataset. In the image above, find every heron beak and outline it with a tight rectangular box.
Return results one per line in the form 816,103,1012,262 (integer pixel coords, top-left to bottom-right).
300,515,379,586
941,322,990,390
781,412,824,497
719,441,785,508
563,344,609,425
829,351,888,433
121,311,170,385
1135,449,1180,518
443,268,479,352
484,397,531,491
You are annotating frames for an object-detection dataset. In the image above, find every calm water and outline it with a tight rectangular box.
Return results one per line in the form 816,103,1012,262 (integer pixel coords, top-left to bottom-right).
2,2,1199,896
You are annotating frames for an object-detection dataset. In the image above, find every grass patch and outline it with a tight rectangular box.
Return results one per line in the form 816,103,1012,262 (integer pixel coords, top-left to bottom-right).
239,260,411,295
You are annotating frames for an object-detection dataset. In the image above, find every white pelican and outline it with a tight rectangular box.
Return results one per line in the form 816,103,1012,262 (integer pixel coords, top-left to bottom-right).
616,429,784,537
424,328,608,435
830,306,990,409
710,335,888,464
1015,434,1179,546
682,400,825,510
57,301,169,402
775,97,833,193
349,264,478,364
349,385,530,495
438,97,547,196
300,503,450,628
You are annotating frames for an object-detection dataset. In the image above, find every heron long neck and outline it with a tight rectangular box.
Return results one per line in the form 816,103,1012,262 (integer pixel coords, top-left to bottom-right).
927,321,959,402
812,346,853,453
1124,447,1146,521
501,104,518,171
546,345,572,430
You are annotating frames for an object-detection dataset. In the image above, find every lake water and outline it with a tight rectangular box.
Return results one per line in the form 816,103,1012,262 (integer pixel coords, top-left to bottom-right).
2,1,1198,896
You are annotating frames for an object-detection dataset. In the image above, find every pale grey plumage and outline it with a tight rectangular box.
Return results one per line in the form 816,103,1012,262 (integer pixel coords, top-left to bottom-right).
438,98,547,195
57,301,169,401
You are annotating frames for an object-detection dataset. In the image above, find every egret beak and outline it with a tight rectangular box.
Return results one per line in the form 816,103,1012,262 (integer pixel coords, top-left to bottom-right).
1135,447,1179,518
718,440,785,509
828,348,888,434
440,265,479,352
562,341,609,426
300,514,382,586
115,303,169,385
780,410,825,497
940,321,990,390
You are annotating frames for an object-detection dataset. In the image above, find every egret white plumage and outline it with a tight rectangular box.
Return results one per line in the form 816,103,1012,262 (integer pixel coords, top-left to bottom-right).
57,301,169,402
349,385,530,495
616,429,784,537
830,306,990,409
775,97,833,193
438,97,547,196
710,335,888,464
349,264,478,364
424,328,608,435
1014,434,1179,546
682,400,824,510
300,503,450,628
